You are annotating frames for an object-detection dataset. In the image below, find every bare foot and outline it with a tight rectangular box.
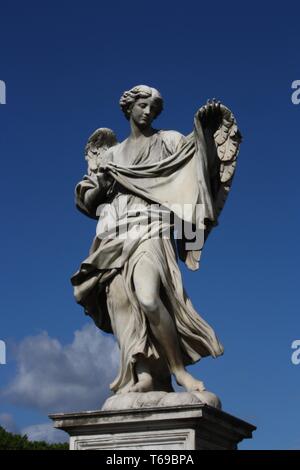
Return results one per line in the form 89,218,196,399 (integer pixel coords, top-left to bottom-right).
175,370,206,392
128,375,154,393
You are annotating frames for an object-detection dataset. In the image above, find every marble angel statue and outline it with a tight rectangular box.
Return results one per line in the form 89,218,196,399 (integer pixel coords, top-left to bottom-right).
71,85,241,397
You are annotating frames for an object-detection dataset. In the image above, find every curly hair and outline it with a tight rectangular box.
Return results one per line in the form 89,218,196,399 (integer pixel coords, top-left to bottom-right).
119,85,163,120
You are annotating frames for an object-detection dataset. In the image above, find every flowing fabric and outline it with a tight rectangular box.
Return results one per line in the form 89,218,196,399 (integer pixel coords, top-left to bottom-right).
71,125,224,393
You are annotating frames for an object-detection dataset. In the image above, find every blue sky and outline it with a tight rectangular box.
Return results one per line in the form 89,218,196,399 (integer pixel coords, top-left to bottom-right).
0,0,299,449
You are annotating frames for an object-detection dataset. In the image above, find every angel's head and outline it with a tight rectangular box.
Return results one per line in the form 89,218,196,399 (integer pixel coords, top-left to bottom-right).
119,85,163,128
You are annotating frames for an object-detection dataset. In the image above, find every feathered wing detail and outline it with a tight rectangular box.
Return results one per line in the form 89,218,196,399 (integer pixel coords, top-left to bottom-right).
74,128,118,219
85,127,118,174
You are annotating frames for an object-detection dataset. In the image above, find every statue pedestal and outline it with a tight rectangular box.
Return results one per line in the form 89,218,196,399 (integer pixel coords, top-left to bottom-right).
49,403,255,450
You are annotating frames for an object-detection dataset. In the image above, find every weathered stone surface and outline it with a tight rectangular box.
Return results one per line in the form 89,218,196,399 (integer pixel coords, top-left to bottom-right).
101,390,222,411
49,404,255,450
50,86,253,451
71,85,242,397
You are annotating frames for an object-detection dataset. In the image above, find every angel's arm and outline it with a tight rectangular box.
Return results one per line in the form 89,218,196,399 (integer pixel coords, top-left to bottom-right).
75,166,114,219
195,100,242,221
178,100,241,271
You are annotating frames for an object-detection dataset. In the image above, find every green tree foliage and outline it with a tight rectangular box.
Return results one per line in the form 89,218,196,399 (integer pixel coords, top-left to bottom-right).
0,426,68,450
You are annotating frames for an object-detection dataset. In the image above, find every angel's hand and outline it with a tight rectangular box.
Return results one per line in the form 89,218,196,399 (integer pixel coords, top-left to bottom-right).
199,99,222,130
207,98,221,112
205,99,221,116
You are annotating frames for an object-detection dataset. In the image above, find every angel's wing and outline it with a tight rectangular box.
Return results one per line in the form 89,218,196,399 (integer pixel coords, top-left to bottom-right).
197,100,242,238
85,127,118,175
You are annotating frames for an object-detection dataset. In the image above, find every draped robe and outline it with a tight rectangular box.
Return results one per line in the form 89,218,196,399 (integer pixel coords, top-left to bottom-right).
71,125,224,393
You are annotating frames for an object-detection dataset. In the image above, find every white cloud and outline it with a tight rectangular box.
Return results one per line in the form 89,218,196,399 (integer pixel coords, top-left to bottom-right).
21,422,68,444
0,413,67,444
1,323,119,414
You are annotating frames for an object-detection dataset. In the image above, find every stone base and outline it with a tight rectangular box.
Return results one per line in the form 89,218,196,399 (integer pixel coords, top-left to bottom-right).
101,390,222,411
49,400,255,450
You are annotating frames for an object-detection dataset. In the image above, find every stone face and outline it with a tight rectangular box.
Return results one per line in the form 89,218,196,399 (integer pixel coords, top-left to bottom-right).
49,404,255,450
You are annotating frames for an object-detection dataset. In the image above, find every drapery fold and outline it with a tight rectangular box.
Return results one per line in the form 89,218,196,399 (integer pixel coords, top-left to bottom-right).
71,112,235,392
